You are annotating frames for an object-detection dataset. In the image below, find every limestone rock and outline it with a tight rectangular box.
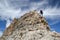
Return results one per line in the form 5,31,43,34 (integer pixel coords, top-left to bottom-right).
0,10,60,40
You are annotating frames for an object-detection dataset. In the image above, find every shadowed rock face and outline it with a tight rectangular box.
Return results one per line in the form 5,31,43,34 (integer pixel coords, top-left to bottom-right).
0,10,60,40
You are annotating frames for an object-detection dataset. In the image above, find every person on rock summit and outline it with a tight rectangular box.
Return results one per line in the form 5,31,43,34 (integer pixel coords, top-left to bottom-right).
40,10,43,16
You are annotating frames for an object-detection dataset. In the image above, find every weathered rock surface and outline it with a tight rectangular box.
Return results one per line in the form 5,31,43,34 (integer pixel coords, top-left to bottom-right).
0,10,60,40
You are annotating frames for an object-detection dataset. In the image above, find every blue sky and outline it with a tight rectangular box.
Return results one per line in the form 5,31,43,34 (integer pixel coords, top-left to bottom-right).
0,0,60,37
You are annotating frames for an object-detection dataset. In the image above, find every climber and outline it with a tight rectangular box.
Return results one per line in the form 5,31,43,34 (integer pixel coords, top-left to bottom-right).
40,10,43,16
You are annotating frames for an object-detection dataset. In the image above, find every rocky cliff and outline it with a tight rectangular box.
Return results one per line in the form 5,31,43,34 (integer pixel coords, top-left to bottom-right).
0,10,60,40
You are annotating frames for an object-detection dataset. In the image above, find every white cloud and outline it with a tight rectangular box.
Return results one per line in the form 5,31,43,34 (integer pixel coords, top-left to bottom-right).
44,7,60,16
6,19,11,28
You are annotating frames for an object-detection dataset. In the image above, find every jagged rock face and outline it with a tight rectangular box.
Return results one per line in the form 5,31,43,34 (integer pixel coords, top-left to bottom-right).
0,11,60,40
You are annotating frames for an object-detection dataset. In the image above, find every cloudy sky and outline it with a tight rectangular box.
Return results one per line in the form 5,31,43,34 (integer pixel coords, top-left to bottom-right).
0,0,60,37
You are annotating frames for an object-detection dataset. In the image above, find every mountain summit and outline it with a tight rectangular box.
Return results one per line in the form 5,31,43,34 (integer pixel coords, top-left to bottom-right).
0,10,60,40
